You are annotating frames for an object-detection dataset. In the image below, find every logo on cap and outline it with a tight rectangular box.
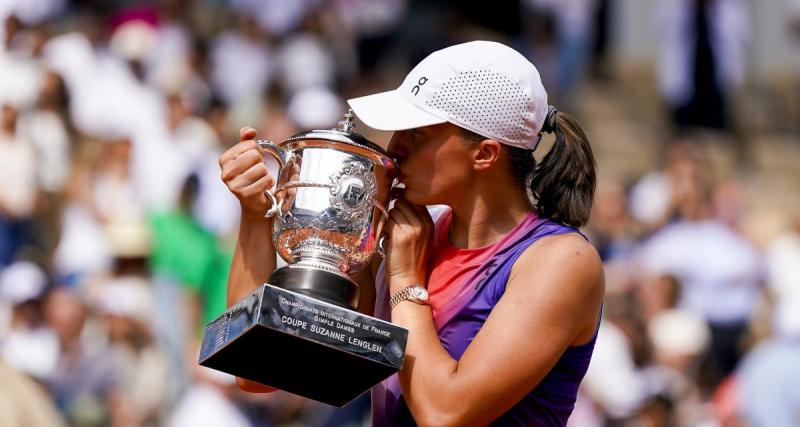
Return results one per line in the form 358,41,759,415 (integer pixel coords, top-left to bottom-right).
411,77,428,96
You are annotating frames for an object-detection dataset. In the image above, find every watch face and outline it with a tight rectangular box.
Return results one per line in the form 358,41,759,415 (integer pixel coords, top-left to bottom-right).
412,287,428,301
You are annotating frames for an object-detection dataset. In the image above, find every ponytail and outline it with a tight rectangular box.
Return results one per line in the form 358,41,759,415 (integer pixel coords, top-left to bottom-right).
459,107,597,227
529,110,596,227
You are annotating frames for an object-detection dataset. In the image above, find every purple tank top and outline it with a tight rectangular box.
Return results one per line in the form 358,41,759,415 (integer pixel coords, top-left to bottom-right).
372,210,599,426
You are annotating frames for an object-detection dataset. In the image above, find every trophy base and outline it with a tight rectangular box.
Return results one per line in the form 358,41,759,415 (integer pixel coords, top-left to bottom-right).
268,266,358,309
198,284,408,407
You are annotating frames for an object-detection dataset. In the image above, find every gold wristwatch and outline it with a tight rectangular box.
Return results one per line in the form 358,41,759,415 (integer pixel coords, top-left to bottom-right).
390,285,430,310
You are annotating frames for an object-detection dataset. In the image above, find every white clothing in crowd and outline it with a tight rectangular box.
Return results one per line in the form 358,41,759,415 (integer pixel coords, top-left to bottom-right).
277,34,335,95
44,32,167,140
193,151,241,237
647,309,710,361
130,116,217,212
627,171,672,226
167,383,251,427
737,297,800,427
0,50,44,109
41,32,95,92
0,0,65,27
332,0,407,37
656,0,749,106
0,261,47,305
286,87,344,130
738,339,800,427
523,0,596,38
53,204,113,279
638,219,763,325
0,262,60,381
230,0,314,36
145,22,192,91
765,229,800,300
2,327,59,380
18,111,71,193
146,22,211,110
92,168,144,223
210,31,274,106
0,132,37,218
581,323,649,418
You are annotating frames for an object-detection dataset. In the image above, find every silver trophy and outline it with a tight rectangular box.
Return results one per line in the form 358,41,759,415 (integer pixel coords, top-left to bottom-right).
258,110,397,308
199,111,408,407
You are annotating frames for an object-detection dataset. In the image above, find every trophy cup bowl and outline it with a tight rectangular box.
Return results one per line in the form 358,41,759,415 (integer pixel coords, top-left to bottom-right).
199,111,409,407
260,118,396,309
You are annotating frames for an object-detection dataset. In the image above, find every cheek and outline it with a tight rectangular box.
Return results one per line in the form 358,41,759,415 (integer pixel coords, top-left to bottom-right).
406,154,469,204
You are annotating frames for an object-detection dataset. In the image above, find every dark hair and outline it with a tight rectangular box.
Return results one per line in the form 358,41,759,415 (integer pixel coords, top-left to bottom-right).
461,111,597,227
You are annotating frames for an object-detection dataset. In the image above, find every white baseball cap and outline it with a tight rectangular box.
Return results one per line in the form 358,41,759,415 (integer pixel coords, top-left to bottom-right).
347,40,549,150
648,309,711,358
0,261,48,304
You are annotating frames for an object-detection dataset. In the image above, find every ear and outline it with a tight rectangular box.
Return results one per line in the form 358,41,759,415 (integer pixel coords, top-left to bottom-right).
472,139,502,171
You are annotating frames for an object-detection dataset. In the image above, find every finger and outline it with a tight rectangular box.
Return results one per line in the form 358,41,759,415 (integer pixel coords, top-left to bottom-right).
239,172,275,199
395,195,432,228
240,127,257,142
385,215,404,237
388,203,413,226
392,198,424,227
220,140,259,166
227,162,270,191
221,149,265,181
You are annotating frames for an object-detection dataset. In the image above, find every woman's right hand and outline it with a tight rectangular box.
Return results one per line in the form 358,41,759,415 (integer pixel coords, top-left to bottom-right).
220,127,275,220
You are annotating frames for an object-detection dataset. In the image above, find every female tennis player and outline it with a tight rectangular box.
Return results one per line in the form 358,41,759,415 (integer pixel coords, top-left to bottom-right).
221,41,604,426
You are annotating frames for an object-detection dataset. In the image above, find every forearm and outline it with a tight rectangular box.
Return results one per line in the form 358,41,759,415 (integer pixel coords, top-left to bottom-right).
350,256,381,316
392,302,465,426
227,211,277,307
228,211,279,393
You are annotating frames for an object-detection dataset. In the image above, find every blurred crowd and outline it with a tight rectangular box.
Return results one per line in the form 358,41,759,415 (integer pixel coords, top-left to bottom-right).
0,0,799,426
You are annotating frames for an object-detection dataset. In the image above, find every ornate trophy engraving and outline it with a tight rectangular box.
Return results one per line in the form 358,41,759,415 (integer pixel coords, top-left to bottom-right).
199,111,407,407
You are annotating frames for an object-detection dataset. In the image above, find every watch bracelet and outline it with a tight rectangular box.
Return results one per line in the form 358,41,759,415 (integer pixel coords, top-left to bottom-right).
389,285,426,309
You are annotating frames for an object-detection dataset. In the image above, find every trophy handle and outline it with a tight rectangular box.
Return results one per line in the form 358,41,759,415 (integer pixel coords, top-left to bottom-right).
264,191,279,218
377,235,388,258
257,140,287,218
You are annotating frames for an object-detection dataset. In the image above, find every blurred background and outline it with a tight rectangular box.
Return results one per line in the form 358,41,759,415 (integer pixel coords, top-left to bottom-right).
0,0,798,426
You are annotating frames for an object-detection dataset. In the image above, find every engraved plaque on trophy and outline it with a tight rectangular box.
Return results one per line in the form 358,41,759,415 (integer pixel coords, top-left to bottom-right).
199,111,408,407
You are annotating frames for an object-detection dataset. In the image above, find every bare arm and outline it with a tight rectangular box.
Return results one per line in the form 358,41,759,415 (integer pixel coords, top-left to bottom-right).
221,128,278,304
227,214,275,306
220,128,279,392
386,200,604,426
351,255,380,316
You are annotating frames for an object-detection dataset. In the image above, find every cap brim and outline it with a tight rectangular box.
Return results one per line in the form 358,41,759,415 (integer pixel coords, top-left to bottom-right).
347,90,446,131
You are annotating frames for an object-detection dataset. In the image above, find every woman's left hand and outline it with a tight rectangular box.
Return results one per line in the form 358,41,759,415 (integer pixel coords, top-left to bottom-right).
384,196,434,294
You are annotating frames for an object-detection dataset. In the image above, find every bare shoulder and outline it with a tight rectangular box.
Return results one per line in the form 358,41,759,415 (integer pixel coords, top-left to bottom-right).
529,232,601,267
508,232,604,335
514,231,601,272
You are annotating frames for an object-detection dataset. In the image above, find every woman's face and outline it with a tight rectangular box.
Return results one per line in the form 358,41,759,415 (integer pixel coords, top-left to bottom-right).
387,123,474,206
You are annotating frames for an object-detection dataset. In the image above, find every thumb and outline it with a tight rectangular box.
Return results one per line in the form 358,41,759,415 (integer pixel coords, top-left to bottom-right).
239,127,257,142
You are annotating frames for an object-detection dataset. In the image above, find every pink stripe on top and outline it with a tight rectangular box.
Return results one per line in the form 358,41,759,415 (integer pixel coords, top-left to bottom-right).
427,209,545,329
